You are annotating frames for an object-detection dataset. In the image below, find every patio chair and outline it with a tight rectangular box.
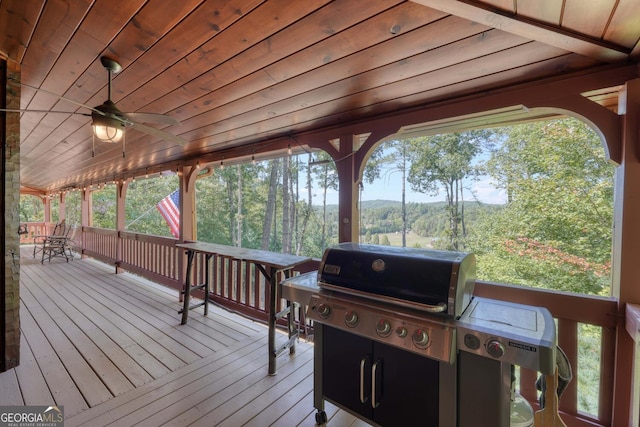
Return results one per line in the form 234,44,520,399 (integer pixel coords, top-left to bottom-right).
41,224,73,263
33,219,65,258
40,221,72,263
63,225,79,260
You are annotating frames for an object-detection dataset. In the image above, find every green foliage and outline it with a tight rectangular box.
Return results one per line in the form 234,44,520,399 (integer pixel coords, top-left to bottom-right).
467,119,613,295
126,175,179,236
19,195,44,222
405,130,498,250
91,185,117,229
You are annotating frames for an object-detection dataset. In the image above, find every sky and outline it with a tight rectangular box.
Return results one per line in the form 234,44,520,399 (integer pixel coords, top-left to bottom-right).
308,140,508,206
314,168,507,206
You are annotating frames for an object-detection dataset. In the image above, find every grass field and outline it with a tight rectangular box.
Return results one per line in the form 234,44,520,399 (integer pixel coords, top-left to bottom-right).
360,231,434,248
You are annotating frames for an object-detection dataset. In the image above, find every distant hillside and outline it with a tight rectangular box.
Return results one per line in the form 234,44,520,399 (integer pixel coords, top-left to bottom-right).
314,199,503,240
321,199,499,210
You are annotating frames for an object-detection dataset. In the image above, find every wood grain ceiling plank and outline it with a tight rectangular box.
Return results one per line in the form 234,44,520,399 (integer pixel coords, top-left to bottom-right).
161,1,435,122
321,54,600,129
99,0,266,113
127,0,422,145
24,0,147,115
181,57,601,160
605,0,640,49
21,0,208,173
561,0,615,39
37,52,600,190
41,0,405,180
179,43,581,146
17,1,638,191
21,0,266,180
21,111,181,187
515,0,561,26
19,0,93,108
115,0,334,114
476,0,514,14
57,0,206,112
106,0,207,64
410,0,628,61
33,41,589,189
19,0,155,159
203,28,528,136
19,111,86,154
0,0,44,62
169,15,498,139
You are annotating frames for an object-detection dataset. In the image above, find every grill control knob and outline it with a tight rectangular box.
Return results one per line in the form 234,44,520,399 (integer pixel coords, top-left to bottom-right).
412,329,429,349
317,303,331,319
344,311,359,327
396,326,408,338
486,339,506,359
376,319,392,337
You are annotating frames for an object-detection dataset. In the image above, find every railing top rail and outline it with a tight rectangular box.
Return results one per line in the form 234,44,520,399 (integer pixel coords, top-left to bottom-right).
475,281,618,328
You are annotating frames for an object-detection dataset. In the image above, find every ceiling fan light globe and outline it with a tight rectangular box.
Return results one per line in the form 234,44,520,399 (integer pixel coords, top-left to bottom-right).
93,124,124,143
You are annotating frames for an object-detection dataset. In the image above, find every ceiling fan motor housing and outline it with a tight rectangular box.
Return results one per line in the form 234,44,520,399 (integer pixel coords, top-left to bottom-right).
92,100,126,143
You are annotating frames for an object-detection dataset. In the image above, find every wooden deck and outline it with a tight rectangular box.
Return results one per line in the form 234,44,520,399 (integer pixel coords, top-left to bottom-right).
0,247,367,426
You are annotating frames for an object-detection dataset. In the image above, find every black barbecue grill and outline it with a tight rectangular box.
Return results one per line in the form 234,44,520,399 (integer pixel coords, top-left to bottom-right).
293,243,556,426
318,243,476,317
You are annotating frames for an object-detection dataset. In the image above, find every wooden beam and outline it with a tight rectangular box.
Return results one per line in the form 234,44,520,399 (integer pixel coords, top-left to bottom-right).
410,0,629,62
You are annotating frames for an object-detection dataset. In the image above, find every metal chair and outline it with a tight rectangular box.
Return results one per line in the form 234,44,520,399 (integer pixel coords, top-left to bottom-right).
63,226,79,260
33,220,65,259
40,221,72,263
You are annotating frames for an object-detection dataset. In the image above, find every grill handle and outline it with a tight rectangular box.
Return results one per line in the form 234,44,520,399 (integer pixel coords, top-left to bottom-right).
372,358,382,409
359,356,370,404
422,302,448,313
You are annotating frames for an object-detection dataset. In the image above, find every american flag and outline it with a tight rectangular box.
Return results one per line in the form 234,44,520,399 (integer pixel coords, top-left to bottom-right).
156,189,180,238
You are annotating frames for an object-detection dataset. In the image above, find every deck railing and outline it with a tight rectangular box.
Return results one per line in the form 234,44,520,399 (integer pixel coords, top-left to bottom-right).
80,227,318,322
42,225,623,426
119,230,182,290
17,221,53,244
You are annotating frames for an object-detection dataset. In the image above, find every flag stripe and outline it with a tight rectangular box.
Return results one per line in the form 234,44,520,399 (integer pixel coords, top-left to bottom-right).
156,189,180,238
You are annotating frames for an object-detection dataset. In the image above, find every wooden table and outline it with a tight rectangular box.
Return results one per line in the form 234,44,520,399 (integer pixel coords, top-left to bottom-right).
176,242,311,375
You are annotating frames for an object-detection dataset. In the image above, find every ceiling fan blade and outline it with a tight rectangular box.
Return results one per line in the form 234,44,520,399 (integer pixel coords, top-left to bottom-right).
122,112,181,126
0,108,90,116
12,78,101,114
130,122,188,146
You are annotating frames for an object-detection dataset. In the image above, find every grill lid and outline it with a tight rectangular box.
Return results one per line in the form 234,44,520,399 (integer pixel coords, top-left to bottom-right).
318,243,476,317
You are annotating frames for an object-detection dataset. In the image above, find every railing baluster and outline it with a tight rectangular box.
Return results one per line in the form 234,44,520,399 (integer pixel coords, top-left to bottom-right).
557,318,578,416
599,326,615,422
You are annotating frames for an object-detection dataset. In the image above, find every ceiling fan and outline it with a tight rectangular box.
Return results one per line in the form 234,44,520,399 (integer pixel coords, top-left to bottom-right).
2,56,187,156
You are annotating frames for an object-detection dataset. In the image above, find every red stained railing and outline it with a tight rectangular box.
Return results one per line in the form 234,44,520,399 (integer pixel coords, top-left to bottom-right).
119,231,182,290
79,227,318,323
82,227,119,266
18,221,53,244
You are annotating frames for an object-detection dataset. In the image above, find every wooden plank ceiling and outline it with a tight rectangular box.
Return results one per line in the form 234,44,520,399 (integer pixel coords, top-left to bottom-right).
0,0,638,192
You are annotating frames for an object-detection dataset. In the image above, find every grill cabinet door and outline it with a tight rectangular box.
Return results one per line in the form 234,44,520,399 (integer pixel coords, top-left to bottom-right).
322,326,441,425
323,326,373,420
373,340,440,426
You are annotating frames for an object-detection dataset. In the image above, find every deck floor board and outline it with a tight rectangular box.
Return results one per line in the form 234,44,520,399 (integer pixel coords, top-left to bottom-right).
14,333,55,405
22,269,147,392
7,246,367,426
